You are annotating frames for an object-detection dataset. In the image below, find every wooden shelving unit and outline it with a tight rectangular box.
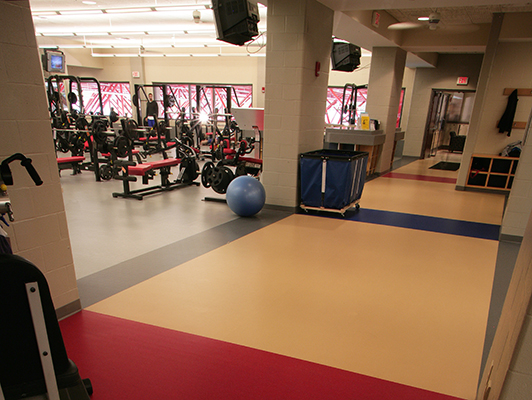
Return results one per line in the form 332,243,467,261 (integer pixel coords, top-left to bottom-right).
466,154,519,191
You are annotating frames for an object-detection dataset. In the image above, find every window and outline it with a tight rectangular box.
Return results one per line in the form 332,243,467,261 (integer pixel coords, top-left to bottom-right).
160,83,253,120
326,86,405,129
80,82,132,117
325,86,367,125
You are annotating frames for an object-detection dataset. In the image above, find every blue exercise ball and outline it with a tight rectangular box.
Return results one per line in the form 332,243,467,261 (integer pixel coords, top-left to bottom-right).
226,175,266,217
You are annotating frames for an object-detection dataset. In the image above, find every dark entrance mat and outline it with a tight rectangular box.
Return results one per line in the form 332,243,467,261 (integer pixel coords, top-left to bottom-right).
429,161,460,171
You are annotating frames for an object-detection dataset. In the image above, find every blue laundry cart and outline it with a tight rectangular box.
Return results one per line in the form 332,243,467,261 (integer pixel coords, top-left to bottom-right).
300,149,368,215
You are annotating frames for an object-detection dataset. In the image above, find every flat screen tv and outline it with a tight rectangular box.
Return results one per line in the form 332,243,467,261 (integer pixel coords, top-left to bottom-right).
43,50,65,73
331,40,361,72
212,0,260,46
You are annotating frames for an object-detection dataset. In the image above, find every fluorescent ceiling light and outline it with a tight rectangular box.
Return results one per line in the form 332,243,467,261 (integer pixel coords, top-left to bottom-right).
82,1,97,4
104,8,153,13
76,32,110,36
418,16,429,21
91,52,265,58
59,10,103,15
154,6,210,12
39,32,73,37
38,44,114,49
32,11,58,16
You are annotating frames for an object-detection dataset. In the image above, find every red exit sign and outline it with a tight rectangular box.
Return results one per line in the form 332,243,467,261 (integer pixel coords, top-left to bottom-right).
457,76,469,85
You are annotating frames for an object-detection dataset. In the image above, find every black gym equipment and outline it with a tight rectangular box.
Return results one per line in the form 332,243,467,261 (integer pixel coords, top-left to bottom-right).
0,156,92,399
1,153,43,187
91,118,142,181
200,114,263,195
0,254,93,400
132,84,175,132
47,75,115,181
112,157,200,200
112,133,200,200
338,83,366,126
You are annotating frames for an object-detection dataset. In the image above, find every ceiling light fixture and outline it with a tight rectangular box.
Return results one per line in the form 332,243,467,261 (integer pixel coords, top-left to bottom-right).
82,1,97,4
32,11,58,17
104,8,154,13
154,5,210,12
81,52,265,58
58,10,103,15
39,32,74,37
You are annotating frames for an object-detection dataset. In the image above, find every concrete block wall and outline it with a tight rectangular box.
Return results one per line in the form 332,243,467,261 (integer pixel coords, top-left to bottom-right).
365,47,406,173
0,1,80,315
502,137,532,239
262,0,333,207
500,297,532,400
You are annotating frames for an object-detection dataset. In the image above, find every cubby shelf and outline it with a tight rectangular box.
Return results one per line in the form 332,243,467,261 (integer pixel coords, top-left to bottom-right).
466,154,519,191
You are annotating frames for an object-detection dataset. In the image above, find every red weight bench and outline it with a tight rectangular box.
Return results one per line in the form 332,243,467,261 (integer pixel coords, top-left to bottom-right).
112,158,198,200
100,149,142,164
100,149,140,158
57,156,86,176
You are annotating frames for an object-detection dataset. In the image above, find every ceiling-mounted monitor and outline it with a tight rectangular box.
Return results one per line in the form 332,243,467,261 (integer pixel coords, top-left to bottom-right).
331,40,361,72
212,0,260,46
42,49,65,73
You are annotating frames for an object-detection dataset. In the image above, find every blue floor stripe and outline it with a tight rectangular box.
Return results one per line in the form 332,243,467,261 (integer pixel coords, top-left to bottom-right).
303,208,501,240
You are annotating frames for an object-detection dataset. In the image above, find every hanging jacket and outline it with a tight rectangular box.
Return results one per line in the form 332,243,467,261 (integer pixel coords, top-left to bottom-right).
498,89,518,137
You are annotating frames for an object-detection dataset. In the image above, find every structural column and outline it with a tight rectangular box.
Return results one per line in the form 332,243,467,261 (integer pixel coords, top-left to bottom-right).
365,47,407,174
0,0,81,316
262,0,334,207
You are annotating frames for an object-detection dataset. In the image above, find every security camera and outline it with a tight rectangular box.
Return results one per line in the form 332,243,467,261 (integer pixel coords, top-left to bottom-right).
428,12,441,24
193,10,201,23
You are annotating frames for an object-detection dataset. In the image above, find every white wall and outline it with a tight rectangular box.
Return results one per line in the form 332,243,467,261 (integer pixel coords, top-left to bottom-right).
403,53,484,157
327,56,371,87
496,42,532,239
474,42,532,155
400,67,416,132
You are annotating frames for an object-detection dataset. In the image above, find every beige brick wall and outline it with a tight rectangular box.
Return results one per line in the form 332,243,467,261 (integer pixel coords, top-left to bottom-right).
0,0,80,312
366,47,406,173
262,0,334,207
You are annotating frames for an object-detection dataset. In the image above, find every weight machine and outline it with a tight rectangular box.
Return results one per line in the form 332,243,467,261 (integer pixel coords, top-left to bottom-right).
338,83,365,126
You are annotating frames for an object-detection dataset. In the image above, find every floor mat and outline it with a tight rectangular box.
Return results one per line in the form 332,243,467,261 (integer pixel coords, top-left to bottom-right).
429,161,461,171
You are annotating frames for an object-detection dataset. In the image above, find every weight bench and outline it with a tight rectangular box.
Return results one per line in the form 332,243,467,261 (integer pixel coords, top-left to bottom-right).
112,158,199,200
100,149,142,165
225,155,263,176
0,254,92,400
56,156,86,176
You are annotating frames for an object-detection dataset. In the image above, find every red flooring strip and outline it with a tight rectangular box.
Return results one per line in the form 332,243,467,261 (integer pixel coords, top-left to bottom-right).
382,172,457,184
59,310,465,400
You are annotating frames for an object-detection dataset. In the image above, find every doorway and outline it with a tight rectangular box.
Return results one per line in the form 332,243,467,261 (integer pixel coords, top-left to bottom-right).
421,89,475,159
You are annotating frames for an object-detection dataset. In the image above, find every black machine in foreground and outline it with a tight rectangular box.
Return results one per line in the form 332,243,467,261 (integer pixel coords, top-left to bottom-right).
0,154,92,399
0,255,93,400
